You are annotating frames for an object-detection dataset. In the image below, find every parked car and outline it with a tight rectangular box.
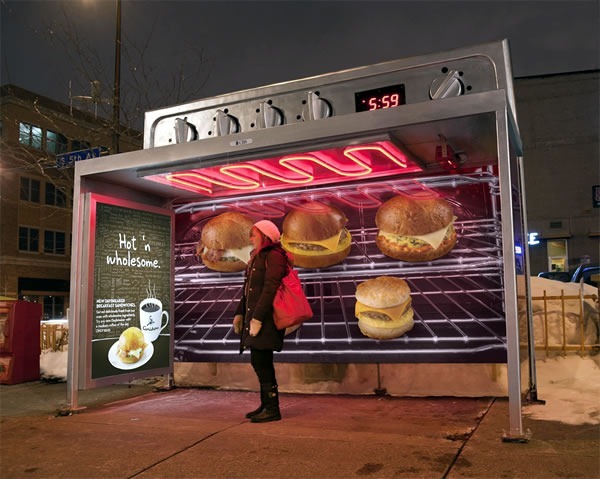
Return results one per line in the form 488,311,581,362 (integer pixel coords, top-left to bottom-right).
537,271,572,282
570,265,599,288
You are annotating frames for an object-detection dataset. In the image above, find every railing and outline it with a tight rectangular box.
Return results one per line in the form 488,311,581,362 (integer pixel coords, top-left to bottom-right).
522,289,599,355
40,321,69,352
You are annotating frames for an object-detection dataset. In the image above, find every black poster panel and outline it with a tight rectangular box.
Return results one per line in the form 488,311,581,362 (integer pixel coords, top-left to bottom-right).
90,196,173,381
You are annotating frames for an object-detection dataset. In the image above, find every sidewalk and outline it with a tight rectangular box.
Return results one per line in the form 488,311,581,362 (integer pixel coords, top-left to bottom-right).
1,380,598,479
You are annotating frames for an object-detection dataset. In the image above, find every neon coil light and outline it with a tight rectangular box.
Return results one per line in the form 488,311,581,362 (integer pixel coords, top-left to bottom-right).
145,140,422,197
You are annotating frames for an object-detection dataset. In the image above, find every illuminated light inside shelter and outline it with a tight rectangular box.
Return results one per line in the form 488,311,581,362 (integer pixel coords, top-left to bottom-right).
144,140,422,198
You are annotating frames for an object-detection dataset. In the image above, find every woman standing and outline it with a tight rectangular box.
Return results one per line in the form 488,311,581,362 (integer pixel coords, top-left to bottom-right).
233,220,288,423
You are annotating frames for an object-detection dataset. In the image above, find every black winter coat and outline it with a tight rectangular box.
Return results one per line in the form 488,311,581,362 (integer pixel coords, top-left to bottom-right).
235,244,287,352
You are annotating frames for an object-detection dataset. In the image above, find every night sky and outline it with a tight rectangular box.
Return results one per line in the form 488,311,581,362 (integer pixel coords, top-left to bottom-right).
2,0,599,128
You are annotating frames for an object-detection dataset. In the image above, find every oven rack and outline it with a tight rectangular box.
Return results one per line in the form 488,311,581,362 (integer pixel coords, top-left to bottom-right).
174,217,503,284
173,171,500,215
173,268,506,364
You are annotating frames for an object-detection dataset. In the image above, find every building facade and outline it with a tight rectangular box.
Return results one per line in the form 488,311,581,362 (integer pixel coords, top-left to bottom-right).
0,85,142,319
514,71,599,275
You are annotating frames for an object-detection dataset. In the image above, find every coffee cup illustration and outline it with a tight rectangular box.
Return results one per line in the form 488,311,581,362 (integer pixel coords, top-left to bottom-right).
139,298,169,342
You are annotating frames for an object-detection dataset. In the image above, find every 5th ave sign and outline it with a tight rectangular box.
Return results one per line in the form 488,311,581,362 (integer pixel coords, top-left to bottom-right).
56,147,106,168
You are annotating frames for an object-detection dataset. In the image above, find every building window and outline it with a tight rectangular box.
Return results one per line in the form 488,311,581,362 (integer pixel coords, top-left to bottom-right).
19,122,43,149
46,130,68,155
44,230,66,255
71,139,90,151
19,227,39,252
43,296,66,320
45,183,67,208
20,177,41,203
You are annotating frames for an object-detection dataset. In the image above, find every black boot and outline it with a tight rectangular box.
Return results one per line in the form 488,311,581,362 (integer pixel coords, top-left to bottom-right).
245,385,268,419
250,383,281,423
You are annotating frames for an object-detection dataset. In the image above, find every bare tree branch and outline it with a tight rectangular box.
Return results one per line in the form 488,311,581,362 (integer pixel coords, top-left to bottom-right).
41,5,210,131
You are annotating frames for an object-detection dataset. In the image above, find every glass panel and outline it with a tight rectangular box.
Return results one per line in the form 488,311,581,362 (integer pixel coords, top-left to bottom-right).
18,227,28,250
43,296,66,320
44,231,54,253
46,130,68,154
44,183,67,207
43,231,66,254
20,123,43,149
72,140,90,151
56,232,66,254
22,178,41,203
18,122,29,145
31,179,40,203
30,229,39,251
43,297,53,320
19,177,29,201
56,189,67,208
548,239,568,271
31,126,43,149
45,183,55,205
18,227,39,252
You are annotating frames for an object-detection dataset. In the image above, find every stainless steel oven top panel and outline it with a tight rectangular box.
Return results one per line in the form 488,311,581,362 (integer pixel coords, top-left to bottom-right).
144,40,516,149
80,91,513,204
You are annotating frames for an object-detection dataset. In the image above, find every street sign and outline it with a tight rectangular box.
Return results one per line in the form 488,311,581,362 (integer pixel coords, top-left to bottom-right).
56,147,103,169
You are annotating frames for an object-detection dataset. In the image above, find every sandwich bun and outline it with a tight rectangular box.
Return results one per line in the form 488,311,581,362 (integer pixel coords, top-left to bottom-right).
116,327,147,364
375,195,457,262
355,276,414,340
281,202,351,269
197,212,254,272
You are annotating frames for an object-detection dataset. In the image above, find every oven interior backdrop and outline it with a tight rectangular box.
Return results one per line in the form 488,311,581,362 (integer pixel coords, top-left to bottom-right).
172,172,507,364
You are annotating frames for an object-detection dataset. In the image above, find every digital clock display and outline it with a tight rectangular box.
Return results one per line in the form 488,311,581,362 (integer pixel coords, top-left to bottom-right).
355,84,406,112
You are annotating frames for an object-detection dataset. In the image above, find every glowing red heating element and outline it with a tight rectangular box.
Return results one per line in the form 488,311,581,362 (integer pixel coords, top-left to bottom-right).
145,140,422,197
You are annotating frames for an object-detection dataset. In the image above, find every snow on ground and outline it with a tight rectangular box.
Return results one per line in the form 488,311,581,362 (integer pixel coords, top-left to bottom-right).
523,355,600,426
41,348,600,426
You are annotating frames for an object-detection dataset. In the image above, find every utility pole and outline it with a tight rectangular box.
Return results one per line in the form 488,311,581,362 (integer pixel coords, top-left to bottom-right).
112,0,122,154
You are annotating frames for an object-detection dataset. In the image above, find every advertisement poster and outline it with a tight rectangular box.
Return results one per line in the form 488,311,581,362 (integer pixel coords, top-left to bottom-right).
91,199,172,380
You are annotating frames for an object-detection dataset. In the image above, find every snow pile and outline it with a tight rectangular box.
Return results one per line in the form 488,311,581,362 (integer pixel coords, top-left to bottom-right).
523,355,600,425
40,349,67,381
521,277,599,346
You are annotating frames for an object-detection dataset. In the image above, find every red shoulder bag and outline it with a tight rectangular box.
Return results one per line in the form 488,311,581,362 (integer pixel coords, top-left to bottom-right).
272,258,313,332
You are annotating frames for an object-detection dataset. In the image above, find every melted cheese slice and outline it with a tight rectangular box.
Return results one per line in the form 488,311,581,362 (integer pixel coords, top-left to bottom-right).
355,298,411,321
202,245,252,263
224,245,253,264
380,217,456,250
128,347,143,359
282,230,344,252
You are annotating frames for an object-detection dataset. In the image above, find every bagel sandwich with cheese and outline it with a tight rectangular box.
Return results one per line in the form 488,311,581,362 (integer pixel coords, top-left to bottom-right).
355,276,414,340
281,202,351,269
196,212,254,272
375,195,457,262
116,327,147,364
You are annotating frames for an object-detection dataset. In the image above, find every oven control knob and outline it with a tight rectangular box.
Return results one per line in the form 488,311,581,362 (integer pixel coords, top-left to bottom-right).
215,110,239,136
429,70,464,100
302,91,332,121
256,102,283,128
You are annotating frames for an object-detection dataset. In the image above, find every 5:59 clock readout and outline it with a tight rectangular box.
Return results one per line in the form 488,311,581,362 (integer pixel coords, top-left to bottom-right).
354,84,406,112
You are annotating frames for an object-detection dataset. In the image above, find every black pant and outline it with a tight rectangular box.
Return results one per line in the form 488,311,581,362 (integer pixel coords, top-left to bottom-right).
250,348,276,385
